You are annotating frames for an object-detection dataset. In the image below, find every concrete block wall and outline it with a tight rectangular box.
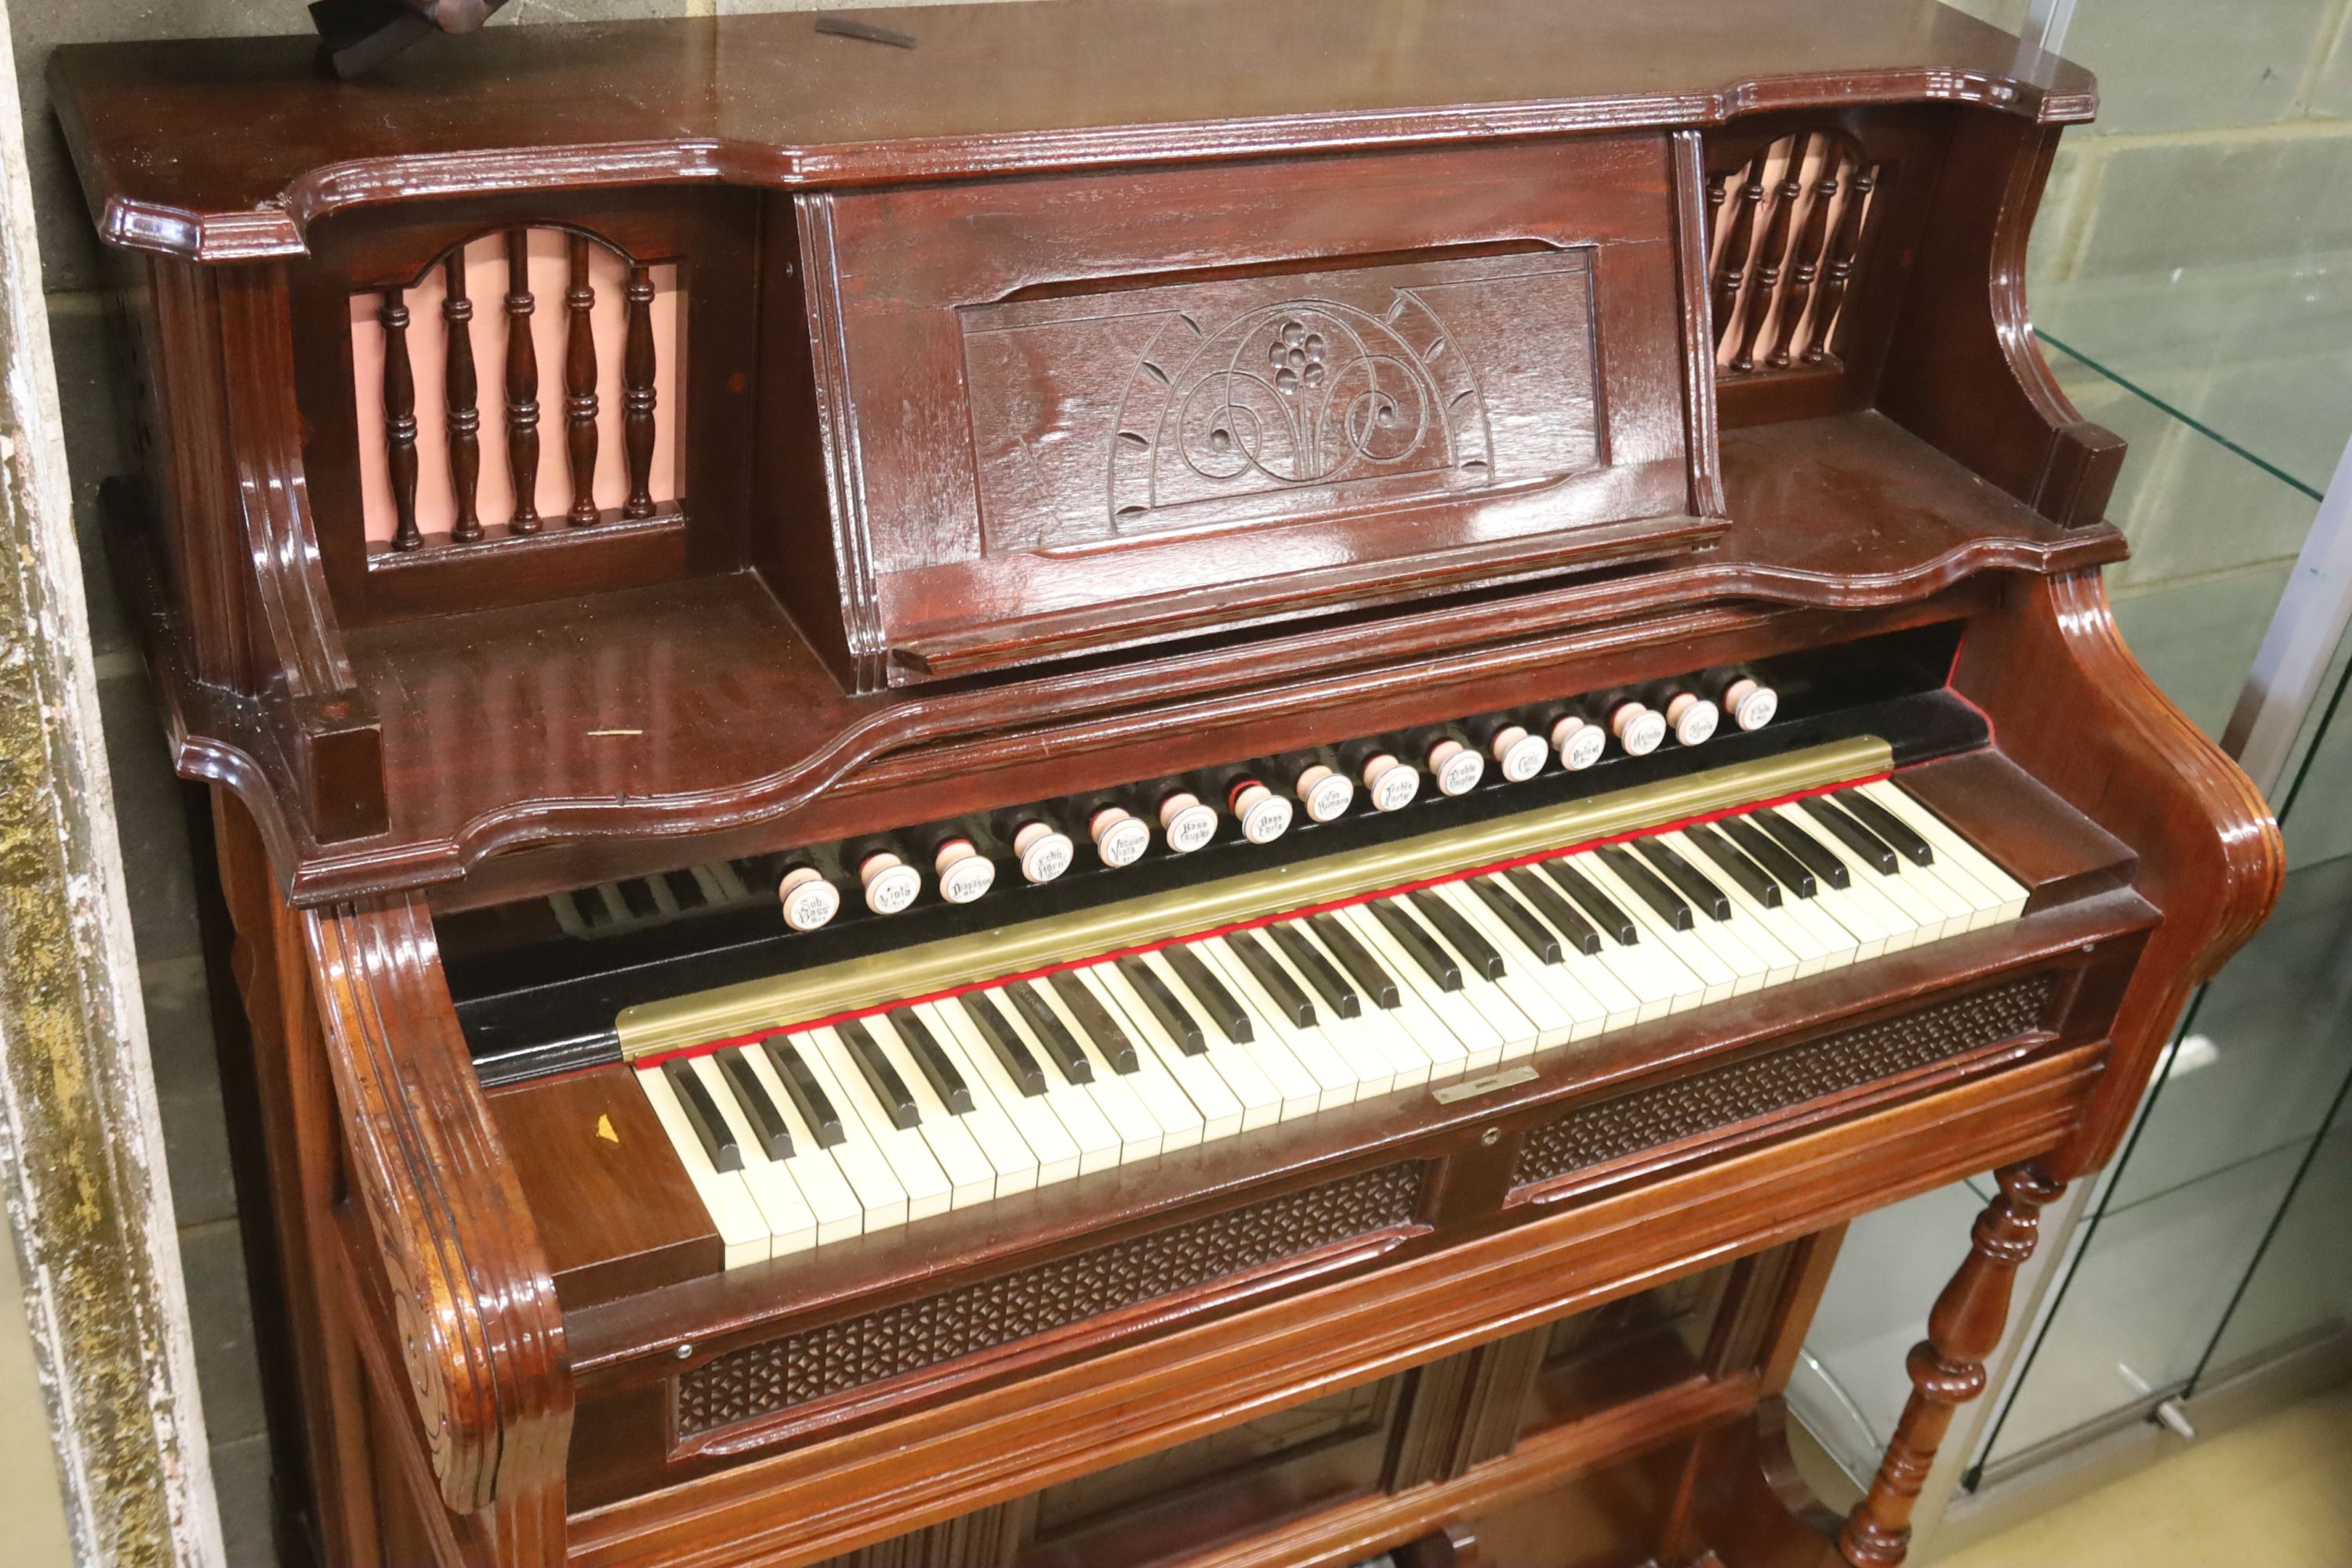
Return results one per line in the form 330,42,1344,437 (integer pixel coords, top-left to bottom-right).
2027,0,2352,738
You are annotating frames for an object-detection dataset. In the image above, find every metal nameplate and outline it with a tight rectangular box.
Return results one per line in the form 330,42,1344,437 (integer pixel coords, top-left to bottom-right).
1432,1065,1539,1105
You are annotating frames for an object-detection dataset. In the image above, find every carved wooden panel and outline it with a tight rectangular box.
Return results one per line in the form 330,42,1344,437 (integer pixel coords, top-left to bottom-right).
675,1162,1424,1436
1511,974,2060,1192
960,250,1598,554
810,136,1715,684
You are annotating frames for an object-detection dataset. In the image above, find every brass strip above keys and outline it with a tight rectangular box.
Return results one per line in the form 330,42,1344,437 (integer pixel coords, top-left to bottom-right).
616,737,1893,1060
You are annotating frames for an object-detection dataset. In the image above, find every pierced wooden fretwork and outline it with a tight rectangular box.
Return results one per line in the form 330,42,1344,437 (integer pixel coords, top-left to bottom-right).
1707,128,1883,379
1510,974,2060,1192
674,1161,1425,1437
350,224,682,560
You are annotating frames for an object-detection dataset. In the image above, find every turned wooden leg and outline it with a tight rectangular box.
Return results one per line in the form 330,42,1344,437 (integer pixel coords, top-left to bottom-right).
1838,1163,2063,1567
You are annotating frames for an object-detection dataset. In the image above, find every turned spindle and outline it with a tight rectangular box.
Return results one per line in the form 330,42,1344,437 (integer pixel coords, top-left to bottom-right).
1809,154,1876,365
1769,133,1836,369
1711,151,1766,347
379,287,419,551
503,228,541,535
1838,1163,2064,1568
1732,135,1806,373
622,263,657,519
564,234,599,527
441,250,482,543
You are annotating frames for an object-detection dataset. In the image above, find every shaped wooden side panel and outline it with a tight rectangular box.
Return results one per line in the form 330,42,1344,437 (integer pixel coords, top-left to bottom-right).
1952,571,2282,1178
302,895,572,1546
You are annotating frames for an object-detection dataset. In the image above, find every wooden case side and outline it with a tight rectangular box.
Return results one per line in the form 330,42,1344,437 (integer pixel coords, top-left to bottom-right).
301,895,574,1539
1875,109,2126,527
1952,571,2283,1178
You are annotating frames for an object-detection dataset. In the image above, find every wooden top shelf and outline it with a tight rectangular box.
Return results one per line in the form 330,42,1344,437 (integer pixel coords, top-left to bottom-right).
50,0,2093,261
113,410,2125,904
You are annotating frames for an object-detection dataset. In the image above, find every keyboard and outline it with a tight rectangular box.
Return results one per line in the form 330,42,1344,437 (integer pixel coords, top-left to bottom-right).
633,772,2027,1268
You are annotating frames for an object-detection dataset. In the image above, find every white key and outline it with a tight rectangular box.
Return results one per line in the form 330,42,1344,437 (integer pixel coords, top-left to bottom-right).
1730,833,1867,969
871,1015,997,1208
1377,896,1541,1058
768,1033,909,1230
1250,927,1406,1094
1284,922,1439,1089
1097,960,1279,1133
1864,782,2030,925
1199,938,1366,1109
636,1062,768,1269
1499,871,1647,1030
971,991,1125,1175
928,1000,1083,1186
1305,916,1474,1082
1018,981,1165,1161
1877,837,1978,938
1773,812,1926,952
1076,967,1243,1141
810,1026,953,1221
1809,806,1964,941
1338,903,1507,1072
736,1044,878,1242
1666,832,1824,981
1145,947,1322,1120
1432,882,1602,1044
1627,844,1779,996
1534,858,1700,1018
1654,833,1802,986
687,1055,817,1257
1576,853,1737,1006
1741,815,1894,960
904,1003,1040,1197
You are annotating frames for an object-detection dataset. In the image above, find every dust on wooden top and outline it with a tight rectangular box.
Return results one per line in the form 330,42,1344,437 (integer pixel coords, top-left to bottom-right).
50,0,2092,263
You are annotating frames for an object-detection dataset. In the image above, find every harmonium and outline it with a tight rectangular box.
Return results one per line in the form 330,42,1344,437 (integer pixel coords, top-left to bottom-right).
51,2,2282,1565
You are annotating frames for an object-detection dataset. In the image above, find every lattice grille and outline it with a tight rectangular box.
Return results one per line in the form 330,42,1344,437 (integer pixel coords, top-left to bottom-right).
677,1161,1424,1436
1512,974,2060,1191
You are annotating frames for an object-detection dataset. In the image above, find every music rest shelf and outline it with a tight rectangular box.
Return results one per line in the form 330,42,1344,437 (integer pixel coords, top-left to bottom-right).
112,409,2126,904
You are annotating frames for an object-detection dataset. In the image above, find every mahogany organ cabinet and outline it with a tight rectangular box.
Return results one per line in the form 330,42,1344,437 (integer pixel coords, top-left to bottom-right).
52,4,2284,1566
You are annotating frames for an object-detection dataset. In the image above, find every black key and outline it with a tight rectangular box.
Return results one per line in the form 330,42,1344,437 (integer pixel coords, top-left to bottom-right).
619,878,662,919
1049,971,1140,1073
1757,808,1850,889
1722,816,1816,898
1503,866,1602,956
1370,898,1463,991
838,1016,921,1128
887,1010,972,1113
664,1060,742,1173
1228,929,1317,1028
1539,858,1639,946
579,887,619,928
1008,980,1093,1084
762,1036,846,1146
1598,844,1692,931
1635,838,1733,921
717,1047,793,1160
1802,797,1899,874
1408,888,1507,980
665,869,710,909
1471,877,1562,963
1167,945,1254,1044
960,993,1048,1096
1684,821,1781,908
1272,923,1361,1018
1840,789,1935,866
1306,913,1400,1010
1117,955,1207,1054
